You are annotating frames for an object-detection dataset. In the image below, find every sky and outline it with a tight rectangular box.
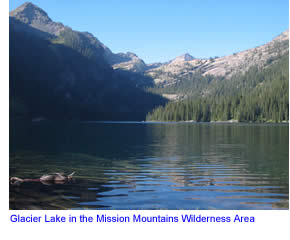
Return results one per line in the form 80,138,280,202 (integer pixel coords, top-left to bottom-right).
9,0,289,63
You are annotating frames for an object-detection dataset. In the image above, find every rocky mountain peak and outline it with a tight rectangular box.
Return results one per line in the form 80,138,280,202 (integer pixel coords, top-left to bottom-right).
171,53,194,63
181,53,195,61
10,2,51,24
10,2,64,36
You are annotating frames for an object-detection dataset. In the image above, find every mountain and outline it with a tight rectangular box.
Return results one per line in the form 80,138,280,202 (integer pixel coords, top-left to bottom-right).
147,53,289,123
9,2,65,36
10,2,109,64
10,2,147,72
170,53,195,63
143,28,288,123
9,2,288,123
109,52,148,73
10,2,166,120
145,30,289,87
108,53,194,74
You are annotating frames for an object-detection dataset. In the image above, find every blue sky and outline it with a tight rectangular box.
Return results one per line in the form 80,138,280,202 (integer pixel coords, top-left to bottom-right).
9,0,289,63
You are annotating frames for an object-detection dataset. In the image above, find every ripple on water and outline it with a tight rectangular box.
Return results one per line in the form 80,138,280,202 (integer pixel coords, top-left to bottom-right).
10,122,289,209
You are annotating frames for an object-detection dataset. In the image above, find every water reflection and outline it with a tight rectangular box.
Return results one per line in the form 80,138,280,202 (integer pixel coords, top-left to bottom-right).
10,122,289,209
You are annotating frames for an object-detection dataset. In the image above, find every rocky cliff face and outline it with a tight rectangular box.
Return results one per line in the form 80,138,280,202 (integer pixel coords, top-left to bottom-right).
110,52,147,73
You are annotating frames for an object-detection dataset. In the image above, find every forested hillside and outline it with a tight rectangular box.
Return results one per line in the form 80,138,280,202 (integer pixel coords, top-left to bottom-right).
146,54,289,123
9,4,166,121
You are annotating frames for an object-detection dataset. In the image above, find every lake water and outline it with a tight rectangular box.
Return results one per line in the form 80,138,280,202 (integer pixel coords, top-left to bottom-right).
10,121,289,210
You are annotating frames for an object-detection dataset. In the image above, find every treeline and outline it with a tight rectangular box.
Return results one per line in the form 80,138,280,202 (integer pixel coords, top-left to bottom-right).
146,54,289,123
147,72,223,95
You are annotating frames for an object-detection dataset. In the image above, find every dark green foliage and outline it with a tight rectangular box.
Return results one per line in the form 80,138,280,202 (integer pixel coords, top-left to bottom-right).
10,19,167,121
57,29,104,63
147,71,223,95
147,54,289,123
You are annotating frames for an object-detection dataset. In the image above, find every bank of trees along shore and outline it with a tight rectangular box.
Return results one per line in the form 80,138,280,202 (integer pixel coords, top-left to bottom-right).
146,54,289,123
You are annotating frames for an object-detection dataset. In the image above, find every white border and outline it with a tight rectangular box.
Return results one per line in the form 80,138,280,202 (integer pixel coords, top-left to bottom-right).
1,1,289,239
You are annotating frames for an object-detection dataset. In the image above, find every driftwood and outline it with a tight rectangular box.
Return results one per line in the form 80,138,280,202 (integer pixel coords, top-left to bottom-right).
10,172,75,185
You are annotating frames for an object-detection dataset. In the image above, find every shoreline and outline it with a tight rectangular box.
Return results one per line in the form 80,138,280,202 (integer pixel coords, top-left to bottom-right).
11,117,289,125
145,119,289,125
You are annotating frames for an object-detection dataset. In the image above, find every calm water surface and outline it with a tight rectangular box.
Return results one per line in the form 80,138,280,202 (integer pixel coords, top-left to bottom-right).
10,121,289,210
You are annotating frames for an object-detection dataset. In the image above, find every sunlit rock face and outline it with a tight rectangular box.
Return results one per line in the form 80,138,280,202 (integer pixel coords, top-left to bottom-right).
145,30,289,85
109,52,148,73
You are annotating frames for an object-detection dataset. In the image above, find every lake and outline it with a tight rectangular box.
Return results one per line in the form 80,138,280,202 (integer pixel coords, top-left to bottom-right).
10,121,289,210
